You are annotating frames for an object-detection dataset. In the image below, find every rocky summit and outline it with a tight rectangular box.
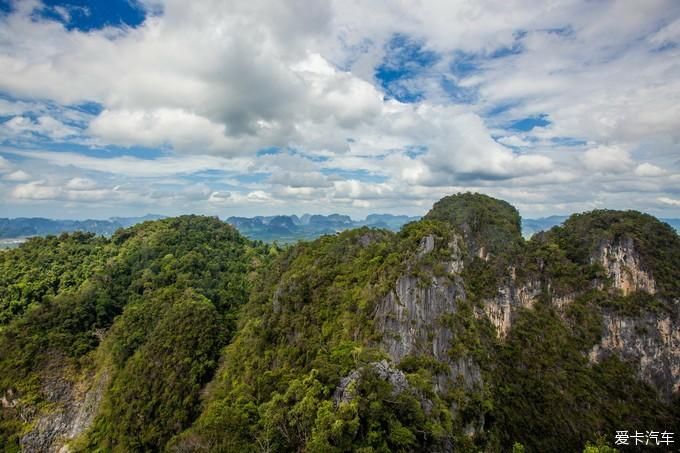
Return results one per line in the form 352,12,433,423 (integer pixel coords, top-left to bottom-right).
0,193,678,452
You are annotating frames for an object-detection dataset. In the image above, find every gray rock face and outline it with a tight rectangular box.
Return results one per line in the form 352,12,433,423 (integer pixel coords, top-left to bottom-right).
483,271,541,339
596,237,656,295
374,234,482,393
375,227,678,404
585,237,680,399
376,274,462,362
333,360,411,405
20,362,110,453
417,235,435,257
590,306,680,400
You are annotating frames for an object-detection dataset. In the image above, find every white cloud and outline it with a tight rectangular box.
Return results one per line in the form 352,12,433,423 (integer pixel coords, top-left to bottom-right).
208,190,276,205
0,1,679,217
0,156,11,172
419,113,553,184
634,162,666,177
0,115,80,141
89,108,235,153
581,145,634,173
7,149,252,178
268,171,333,188
658,196,680,207
11,181,62,200
3,170,31,181
496,135,531,148
65,177,97,190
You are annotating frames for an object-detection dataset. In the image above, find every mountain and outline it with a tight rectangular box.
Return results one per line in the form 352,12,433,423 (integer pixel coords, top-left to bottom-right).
0,215,164,240
0,194,678,452
521,215,569,237
226,213,420,242
3,212,674,245
108,214,166,228
521,215,680,238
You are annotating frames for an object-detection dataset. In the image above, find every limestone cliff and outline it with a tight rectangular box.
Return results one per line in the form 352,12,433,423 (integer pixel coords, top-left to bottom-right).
19,358,109,452
374,233,483,393
376,201,679,406
590,307,680,400
597,236,656,295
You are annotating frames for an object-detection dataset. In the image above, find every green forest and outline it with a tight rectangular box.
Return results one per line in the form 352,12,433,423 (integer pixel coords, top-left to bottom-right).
0,194,678,452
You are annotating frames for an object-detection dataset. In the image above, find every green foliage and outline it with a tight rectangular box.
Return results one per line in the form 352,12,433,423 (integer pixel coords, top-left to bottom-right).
583,441,617,453
491,302,674,453
1,198,679,452
83,292,223,451
307,366,449,452
0,232,110,325
172,225,467,451
548,210,680,298
0,216,264,451
424,192,523,257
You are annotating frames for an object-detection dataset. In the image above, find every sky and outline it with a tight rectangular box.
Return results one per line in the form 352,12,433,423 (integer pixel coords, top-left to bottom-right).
0,0,679,220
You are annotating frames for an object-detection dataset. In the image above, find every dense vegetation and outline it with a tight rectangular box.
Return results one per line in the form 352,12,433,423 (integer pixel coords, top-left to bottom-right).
0,194,678,452
0,232,110,324
425,192,523,257
0,216,269,451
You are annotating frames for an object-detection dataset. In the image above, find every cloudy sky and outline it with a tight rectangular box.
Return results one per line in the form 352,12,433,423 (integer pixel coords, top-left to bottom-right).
1,0,679,220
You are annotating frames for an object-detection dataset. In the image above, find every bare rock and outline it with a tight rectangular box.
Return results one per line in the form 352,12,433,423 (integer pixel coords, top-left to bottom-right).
596,237,656,295
589,305,680,400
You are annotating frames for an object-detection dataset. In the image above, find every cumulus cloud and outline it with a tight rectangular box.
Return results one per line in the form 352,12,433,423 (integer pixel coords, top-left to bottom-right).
88,108,234,153
0,115,80,141
3,170,31,181
496,135,532,148
208,190,276,205
0,156,11,172
65,177,97,190
8,150,252,178
634,162,666,177
581,145,634,173
0,0,679,217
658,197,680,207
11,181,62,200
419,113,553,184
268,171,333,188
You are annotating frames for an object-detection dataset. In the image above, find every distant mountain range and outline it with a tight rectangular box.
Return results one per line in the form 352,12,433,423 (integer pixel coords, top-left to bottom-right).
521,215,680,238
0,215,164,240
226,213,421,242
1,213,677,244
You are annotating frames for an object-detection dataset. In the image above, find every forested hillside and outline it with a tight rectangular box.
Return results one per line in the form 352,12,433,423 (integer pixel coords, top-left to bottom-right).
0,194,678,452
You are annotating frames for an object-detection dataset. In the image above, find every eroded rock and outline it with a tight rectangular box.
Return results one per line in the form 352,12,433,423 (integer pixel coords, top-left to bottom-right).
589,306,680,400
597,237,656,295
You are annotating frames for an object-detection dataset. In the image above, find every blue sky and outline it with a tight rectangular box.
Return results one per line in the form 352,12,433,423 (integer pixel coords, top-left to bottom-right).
1,0,679,219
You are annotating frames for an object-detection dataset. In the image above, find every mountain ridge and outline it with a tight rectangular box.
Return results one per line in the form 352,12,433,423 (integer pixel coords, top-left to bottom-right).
0,193,678,452
3,213,677,245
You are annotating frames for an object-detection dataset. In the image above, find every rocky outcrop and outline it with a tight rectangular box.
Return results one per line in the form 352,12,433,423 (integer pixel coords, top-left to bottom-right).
589,306,680,400
333,360,412,405
334,361,447,449
20,361,110,453
597,237,656,295
1,389,18,408
374,234,482,393
483,275,541,338
586,238,679,399
376,273,462,362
